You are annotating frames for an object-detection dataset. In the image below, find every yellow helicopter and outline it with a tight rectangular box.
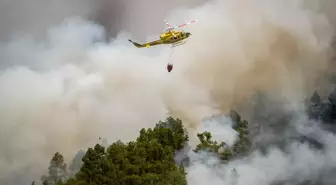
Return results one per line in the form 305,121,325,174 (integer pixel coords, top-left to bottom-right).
128,19,197,48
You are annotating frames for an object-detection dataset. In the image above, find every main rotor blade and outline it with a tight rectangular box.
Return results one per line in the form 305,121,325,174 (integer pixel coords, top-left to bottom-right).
164,20,171,28
172,20,197,29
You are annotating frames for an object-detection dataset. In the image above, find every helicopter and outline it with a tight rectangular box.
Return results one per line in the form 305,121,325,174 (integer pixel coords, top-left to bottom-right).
128,19,197,72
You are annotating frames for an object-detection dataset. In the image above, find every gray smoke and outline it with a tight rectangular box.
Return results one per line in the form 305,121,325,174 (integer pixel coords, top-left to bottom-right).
187,107,336,185
0,0,205,41
0,0,335,184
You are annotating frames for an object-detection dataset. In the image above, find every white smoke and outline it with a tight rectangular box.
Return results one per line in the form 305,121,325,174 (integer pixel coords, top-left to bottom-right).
196,115,238,147
0,0,335,184
187,108,336,185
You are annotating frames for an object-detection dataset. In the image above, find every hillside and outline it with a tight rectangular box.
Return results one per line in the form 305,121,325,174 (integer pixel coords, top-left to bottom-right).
36,88,336,185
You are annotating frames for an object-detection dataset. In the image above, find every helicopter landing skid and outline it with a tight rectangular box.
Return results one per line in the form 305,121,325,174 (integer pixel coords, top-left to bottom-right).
172,39,187,48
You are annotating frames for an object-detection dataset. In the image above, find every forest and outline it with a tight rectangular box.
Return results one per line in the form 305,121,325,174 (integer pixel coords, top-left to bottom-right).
35,88,336,185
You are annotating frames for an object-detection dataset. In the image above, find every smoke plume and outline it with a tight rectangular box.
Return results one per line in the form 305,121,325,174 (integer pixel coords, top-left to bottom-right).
0,0,335,184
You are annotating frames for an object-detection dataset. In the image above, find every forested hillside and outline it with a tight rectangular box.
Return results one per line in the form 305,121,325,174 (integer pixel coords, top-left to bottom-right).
37,112,250,185
35,88,336,185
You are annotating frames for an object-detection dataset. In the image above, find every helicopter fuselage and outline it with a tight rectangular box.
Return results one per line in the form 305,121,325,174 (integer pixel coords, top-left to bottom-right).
159,30,191,44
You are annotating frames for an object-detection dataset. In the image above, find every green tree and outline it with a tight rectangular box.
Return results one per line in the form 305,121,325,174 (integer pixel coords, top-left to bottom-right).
194,110,251,161
41,115,250,185
53,116,189,185
230,110,251,156
73,144,108,185
154,117,189,151
194,131,232,161
41,152,68,185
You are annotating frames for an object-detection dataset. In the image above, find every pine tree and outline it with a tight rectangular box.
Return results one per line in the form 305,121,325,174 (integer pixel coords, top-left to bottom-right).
41,152,68,185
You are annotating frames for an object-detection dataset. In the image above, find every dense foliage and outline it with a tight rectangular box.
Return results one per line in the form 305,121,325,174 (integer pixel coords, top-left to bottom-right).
39,113,251,185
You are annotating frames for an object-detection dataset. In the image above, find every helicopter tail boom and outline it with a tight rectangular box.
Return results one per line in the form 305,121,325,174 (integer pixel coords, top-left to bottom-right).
128,39,145,48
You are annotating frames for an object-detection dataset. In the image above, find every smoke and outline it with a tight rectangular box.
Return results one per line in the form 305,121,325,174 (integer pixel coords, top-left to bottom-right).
0,0,96,41
187,109,336,185
180,1,336,184
0,0,204,41
0,0,335,184
92,0,205,40
196,115,238,147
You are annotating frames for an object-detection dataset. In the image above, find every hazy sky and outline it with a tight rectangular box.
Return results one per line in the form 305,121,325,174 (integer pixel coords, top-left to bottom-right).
0,0,336,185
